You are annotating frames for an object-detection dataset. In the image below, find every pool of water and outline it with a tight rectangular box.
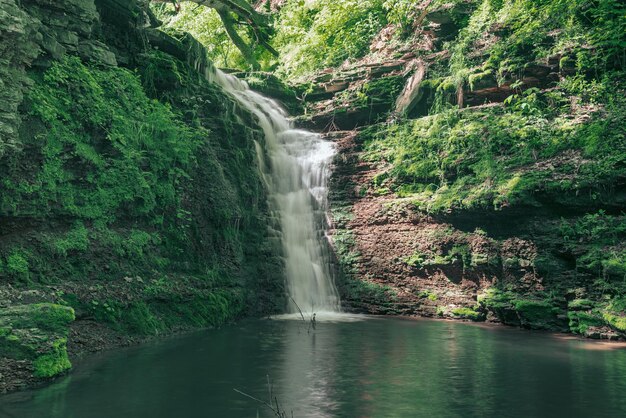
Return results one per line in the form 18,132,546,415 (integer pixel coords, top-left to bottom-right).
2,315,626,418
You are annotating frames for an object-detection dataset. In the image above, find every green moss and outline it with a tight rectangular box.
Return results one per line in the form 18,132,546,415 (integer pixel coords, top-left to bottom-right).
568,299,596,311
437,77,457,94
6,304,75,334
468,69,494,91
451,306,484,321
601,297,626,332
417,289,438,301
362,73,626,213
343,278,397,306
479,289,566,330
0,329,34,360
33,338,71,378
29,304,75,333
0,304,75,378
52,222,90,257
568,311,606,334
6,250,30,282
513,299,559,325
403,252,427,268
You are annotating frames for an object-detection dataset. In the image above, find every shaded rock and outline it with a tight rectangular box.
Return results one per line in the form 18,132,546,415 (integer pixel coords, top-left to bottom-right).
0,304,75,384
395,59,427,115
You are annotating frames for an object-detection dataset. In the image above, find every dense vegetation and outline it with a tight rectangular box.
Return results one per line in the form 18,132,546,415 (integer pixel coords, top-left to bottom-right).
1,0,625,391
159,0,624,79
0,0,283,389
295,0,625,334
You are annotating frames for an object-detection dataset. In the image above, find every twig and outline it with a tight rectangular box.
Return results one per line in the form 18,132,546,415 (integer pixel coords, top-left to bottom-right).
234,387,289,418
288,295,307,323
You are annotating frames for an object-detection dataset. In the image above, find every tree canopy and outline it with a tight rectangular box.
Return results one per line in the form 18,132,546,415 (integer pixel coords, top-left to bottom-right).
151,0,276,69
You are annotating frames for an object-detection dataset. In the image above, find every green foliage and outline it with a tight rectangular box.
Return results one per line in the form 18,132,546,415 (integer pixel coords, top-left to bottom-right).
382,0,422,34
362,74,626,213
274,0,387,78
568,311,605,334
88,289,244,336
559,211,626,283
52,222,90,257
417,289,438,301
568,299,596,311
33,338,71,378
343,278,397,305
602,297,626,332
155,291,245,329
603,311,626,332
122,302,163,335
154,4,247,69
10,304,75,334
451,306,484,321
0,52,270,288
332,230,361,274
445,0,625,88
2,56,200,224
479,288,566,330
403,252,427,268
6,250,30,282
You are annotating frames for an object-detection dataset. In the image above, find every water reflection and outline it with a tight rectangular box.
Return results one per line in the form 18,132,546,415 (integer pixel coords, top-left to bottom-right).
2,317,626,418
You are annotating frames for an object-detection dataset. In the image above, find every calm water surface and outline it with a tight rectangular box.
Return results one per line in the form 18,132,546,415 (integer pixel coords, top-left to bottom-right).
2,315,626,418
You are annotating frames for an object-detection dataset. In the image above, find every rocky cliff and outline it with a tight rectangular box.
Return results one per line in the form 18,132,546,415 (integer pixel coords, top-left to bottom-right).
290,0,626,339
0,0,283,392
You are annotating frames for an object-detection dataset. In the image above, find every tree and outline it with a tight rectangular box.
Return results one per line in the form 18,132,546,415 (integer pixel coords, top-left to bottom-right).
152,0,277,69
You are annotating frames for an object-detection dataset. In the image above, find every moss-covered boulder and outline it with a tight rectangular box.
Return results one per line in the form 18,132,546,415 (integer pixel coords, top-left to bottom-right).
479,289,568,331
0,304,75,378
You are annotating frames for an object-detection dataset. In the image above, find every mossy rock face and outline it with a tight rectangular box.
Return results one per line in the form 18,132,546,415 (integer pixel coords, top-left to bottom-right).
602,298,626,333
0,303,75,379
33,338,72,378
451,307,485,321
568,311,606,335
479,289,567,330
479,289,521,326
3,304,75,334
513,299,567,331
568,299,596,311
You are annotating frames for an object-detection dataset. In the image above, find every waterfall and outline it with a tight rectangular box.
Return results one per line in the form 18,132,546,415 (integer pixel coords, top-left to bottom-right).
207,68,340,314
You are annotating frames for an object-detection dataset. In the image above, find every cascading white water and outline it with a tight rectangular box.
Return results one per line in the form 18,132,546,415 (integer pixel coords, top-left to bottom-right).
207,68,340,314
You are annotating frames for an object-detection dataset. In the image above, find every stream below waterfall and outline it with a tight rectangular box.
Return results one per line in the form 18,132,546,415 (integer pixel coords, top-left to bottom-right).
3,315,626,418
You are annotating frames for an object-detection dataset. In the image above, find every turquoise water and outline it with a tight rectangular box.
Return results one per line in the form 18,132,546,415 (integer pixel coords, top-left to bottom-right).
2,315,626,418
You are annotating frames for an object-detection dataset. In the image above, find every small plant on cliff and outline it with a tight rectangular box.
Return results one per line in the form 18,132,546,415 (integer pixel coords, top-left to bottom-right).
5,250,30,283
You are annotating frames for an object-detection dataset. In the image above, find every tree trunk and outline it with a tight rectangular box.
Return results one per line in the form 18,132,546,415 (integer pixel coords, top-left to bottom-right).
217,9,260,70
